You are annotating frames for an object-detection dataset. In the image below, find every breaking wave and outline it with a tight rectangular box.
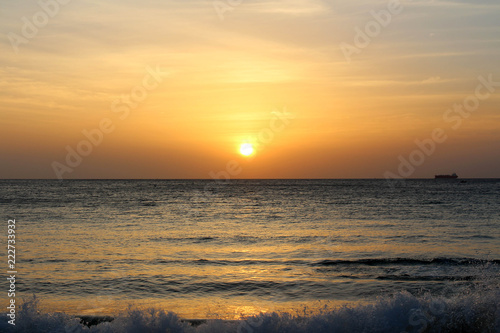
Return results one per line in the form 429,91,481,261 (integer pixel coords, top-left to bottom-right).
1,288,498,333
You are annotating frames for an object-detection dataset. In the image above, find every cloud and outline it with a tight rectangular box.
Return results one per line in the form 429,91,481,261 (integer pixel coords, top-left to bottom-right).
421,76,441,84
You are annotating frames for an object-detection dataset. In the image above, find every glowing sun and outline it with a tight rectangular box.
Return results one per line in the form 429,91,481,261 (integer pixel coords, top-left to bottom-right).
239,143,254,156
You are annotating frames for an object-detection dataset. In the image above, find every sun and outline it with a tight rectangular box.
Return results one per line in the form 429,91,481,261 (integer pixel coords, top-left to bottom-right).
239,143,254,156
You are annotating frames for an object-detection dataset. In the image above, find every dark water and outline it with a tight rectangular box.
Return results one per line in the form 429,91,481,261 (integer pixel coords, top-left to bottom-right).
0,179,499,332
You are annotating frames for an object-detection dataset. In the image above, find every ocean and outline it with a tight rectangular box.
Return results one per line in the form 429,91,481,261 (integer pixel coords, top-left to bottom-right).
1,179,499,332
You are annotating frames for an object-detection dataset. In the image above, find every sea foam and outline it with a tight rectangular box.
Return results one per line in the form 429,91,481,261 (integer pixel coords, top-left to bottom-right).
1,288,498,333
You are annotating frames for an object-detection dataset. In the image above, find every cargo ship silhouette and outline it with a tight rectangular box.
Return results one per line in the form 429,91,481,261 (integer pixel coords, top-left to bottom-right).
435,173,458,179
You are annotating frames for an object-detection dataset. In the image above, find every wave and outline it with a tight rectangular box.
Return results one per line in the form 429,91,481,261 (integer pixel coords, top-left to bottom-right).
316,257,500,266
1,289,498,333
20,256,499,268
375,274,476,281
84,257,497,267
151,258,306,266
18,278,336,299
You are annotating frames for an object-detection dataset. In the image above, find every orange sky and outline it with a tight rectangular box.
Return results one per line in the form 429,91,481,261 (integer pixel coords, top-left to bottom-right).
1,0,499,179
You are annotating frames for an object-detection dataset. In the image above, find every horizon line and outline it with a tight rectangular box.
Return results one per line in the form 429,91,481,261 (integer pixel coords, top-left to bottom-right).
1,178,499,181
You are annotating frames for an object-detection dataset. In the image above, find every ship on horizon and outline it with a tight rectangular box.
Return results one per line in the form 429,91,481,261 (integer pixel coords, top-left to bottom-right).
435,173,458,179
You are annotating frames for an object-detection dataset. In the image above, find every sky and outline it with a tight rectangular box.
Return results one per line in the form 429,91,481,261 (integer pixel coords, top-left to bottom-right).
1,0,499,179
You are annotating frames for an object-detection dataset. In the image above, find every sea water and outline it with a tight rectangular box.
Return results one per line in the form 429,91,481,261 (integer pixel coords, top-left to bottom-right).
0,179,498,332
